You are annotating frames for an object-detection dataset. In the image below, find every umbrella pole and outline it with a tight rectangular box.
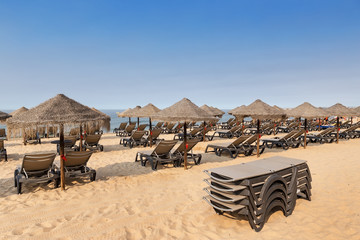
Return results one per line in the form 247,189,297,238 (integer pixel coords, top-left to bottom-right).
351,116,353,125
257,119,260,157
60,124,65,190
337,117,339,144
203,121,206,142
79,124,83,151
137,117,140,130
304,118,307,149
149,118,152,147
128,117,131,124
184,122,187,170
318,118,321,131
273,121,276,135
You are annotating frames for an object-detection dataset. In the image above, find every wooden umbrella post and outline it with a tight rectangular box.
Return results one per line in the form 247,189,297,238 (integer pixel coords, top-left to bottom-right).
304,118,307,149
128,117,131,124
273,121,276,135
183,122,188,170
149,118,152,147
318,118,321,131
337,116,340,144
351,116,353,125
59,124,65,190
257,119,260,157
79,123,83,151
203,121,206,142
137,117,140,130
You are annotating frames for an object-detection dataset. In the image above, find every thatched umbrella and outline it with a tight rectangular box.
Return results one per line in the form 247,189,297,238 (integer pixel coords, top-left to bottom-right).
151,98,215,169
7,94,110,190
209,106,225,117
286,102,328,148
6,107,28,138
129,103,161,147
117,106,141,126
0,111,11,122
232,99,285,157
325,103,356,144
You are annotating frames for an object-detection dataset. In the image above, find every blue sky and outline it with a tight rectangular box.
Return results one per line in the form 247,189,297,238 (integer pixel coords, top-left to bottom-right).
0,0,359,110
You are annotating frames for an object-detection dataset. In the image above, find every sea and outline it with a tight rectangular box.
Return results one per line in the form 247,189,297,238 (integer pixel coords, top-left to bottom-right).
1,109,235,133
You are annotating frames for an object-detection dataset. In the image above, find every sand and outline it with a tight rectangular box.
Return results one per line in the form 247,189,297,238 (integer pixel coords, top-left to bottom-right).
0,131,359,239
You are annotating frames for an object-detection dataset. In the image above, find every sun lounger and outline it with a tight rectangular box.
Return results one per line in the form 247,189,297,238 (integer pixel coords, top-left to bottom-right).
83,134,103,151
0,128,6,140
203,156,312,232
142,128,163,146
14,153,59,194
276,122,298,133
24,129,41,145
209,125,242,140
172,139,202,165
261,130,299,150
63,151,96,182
56,135,79,154
120,130,147,148
135,140,180,170
137,124,147,131
173,127,202,140
153,122,164,129
0,140,7,161
117,123,136,137
114,122,127,133
305,127,336,144
332,123,360,139
205,134,263,158
162,122,176,134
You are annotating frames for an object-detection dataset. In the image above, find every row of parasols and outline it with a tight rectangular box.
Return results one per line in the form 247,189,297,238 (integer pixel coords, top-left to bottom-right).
0,95,359,191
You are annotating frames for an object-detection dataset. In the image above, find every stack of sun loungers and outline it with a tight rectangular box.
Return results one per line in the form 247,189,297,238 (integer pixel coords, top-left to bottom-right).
203,156,312,232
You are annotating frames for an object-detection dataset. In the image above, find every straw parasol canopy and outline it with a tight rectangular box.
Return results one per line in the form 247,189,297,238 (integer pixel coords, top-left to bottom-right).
129,103,160,118
117,106,141,118
353,106,360,116
286,102,328,119
200,104,218,117
232,99,285,119
228,105,248,116
0,111,11,122
209,106,225,116
7,94,110,130
10,107,28,117
151,98,216,122
92,107,111,121
325,103,356,116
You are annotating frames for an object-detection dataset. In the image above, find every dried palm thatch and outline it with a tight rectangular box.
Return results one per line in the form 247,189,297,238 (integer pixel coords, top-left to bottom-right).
117,106,141,118
325,103,356,116
286,102,328,118
353,106,360,116
128,103,160,118
7,94,110,132
232,99,285,119
0,111,11,122
228,105,248,116
151,98,216,122
200,104,218,117
209,106,225,116
10,107,28,117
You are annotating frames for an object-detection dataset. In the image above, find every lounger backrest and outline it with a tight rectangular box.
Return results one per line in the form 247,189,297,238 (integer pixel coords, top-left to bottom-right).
318,127,335,136
85,134,101,145
290,130,305,139
150,128,162,139
229,125,241,133
242,134,258,145
166,123,175,130
173,139,200,154
153,140,178,156
125,124,136,133
189,128,202,135
64,136,77,146
154,122,163,128
119,122,127,130
0,129,5,137
284,130,299,139
230,135,250,147
21,153,56,173
0,140,4,150
64,151,93,167
343,124,359,133
138,124,147,131
69,128,80,136
131,130,146,140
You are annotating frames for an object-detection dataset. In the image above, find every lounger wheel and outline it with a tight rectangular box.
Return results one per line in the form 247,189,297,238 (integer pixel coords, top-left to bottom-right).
282,143,289,150
100,145,104,151
244,150,251,156
54,178,60,188
16,176,22,194
265,142,273,149
90,172,96,182
14,169,19,187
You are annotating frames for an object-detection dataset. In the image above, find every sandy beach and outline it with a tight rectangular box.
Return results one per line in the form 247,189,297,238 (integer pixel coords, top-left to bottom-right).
0,131,359,240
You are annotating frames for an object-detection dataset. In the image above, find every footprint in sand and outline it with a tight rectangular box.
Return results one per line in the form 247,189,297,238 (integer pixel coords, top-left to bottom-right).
36,221,57,232
12,228,23,235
